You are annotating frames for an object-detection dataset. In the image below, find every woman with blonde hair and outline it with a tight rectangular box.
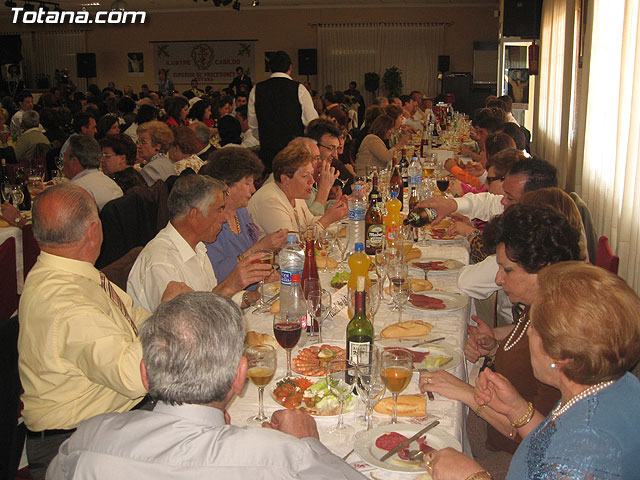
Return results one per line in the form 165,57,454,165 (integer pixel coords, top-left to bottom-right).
137,120,175,185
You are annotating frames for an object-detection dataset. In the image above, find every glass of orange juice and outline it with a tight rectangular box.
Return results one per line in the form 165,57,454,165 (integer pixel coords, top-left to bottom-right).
381,348,413,424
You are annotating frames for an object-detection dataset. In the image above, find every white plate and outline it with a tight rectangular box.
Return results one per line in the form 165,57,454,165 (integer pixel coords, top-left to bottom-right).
270,377,358,418
424,232,466,244
406,291,468,313
410,258,464,275
354,423,462,473
376,339,461,373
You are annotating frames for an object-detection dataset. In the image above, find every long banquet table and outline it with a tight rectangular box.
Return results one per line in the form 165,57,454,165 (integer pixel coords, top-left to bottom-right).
227,239,471,479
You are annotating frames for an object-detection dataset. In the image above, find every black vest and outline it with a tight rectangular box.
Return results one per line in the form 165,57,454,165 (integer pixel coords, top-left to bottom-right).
254,77,304,153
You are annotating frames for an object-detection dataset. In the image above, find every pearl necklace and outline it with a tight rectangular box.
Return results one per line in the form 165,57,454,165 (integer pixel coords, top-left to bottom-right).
233,214,241,234
550,380,615,422
502,310,530,351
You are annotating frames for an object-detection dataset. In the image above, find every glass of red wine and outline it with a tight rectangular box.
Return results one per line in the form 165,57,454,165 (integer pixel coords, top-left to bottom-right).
436,172,450,197
273,312,302,377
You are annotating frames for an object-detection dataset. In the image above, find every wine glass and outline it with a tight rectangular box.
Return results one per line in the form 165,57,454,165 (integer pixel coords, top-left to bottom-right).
10,185,23,208
326,357,356,436
317,229,335,273
273,312,302,377
245,344,277,426
317,289,332,342
381,348,413,424
436,172,450,197
1,183,13,203
390,278,411,323
388,261,407,310
51,170,62,185
333,221,349,270
356,348,386,430
254,249,275,309
55,152,65,172
303,278,321,342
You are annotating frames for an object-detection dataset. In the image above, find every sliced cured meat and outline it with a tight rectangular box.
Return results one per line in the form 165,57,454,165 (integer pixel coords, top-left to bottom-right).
418,436,435,455
375,432,408,451
409,293,447,309
384,347,428,363
414,261,448,271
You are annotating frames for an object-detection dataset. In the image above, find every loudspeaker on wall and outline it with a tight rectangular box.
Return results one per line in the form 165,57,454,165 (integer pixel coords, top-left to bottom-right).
438,55,450,73
298,49,317,76
76,53,96,78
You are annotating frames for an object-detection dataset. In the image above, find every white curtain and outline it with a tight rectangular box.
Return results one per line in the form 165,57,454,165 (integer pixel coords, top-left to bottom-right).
317,23,444,99
533,0,577,188
0,31,87,90
577,0,640,290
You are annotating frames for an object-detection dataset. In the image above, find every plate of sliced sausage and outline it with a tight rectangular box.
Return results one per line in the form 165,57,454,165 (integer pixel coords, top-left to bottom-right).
406,292,468,313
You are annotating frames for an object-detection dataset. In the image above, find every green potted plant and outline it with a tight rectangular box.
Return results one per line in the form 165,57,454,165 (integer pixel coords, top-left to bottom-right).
382,66,403,97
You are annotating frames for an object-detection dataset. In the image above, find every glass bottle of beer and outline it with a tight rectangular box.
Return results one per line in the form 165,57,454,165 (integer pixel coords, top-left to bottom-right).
346,275,373,385
408,185,420,213
403,207,438,228
365,179,383,255
399,148,409,189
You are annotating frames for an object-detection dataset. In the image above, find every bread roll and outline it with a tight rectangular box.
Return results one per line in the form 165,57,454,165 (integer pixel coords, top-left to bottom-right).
269,298,280,314
410,279,433,292
315,256,338,269
405,248,422,261
245,331,279,350
380,320,433,339
0,219,9,228
374,394,426,417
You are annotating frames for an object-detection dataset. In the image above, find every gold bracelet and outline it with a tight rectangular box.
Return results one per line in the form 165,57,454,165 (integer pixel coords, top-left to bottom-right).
475,404,485,416
465,470,492,480
510,401,534,428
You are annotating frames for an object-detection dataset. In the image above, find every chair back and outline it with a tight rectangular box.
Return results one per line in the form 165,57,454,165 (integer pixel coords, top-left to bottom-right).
569,192,599,264
596,236,620,274
101,246,143,291
0,237,19,323
22,224,40,279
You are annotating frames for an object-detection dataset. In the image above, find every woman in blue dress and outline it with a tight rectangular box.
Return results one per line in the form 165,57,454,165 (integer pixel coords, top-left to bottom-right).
200,147,287,291
425,262,640,480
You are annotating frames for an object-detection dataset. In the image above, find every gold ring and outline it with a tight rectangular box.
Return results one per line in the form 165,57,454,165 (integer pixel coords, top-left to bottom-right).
425,459,432,471
427,377,432,384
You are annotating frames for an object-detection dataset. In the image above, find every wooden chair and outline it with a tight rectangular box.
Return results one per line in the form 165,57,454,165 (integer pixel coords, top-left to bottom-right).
101,246,143,291
0,237,19,324
596,236,620,274
22,224,40,280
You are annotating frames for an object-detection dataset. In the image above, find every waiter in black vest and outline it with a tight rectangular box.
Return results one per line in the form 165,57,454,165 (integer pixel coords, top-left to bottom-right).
248,50,319,174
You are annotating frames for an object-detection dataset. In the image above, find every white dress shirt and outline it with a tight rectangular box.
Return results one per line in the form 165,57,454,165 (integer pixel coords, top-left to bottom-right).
70,168,123,211
454,192,505,222
47,402,366,480
127,222,217,312
247,72,318,141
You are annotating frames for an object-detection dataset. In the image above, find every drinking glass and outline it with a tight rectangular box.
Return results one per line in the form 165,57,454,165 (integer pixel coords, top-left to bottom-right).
254,249,275,308
333,221,349,270
27,173,43,199
317,229,335,272
10,185,23,208
245,344,277,426
303,278,321,341
356,348,386,430
381,348,413,424
273,312,302,377
436,172,450,197
327,357,356,436
51,170,62,185
55,153,64,171
1,183,13,203
390,278,411,323
317,289,332,343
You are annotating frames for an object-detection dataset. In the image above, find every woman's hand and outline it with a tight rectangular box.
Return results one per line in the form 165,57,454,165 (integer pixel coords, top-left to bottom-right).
448,178,464,197
465,162,486,177
319,197,348,228
444,158,458,173
464,316,498,363
475,368,528,420
254,228,288,253
419,370,474,403
446,214,475,237
396,133,411,148
425,448,485,480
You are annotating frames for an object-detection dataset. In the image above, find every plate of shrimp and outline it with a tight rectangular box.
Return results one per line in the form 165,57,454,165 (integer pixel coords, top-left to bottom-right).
292,344,346,377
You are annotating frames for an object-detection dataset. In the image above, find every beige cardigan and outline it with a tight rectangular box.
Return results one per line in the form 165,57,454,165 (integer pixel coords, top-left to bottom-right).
354,134,395,176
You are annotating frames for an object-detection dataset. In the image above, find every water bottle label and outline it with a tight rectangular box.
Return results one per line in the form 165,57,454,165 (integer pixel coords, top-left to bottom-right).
280,270,302,286
348,208,365,221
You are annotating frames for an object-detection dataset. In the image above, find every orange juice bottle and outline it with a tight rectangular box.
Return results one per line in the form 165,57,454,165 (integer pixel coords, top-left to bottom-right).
347,243,372,317
385,190,402,249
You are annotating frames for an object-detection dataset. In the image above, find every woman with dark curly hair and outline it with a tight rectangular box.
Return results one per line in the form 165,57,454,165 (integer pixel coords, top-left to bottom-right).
200,147,288,286
96,113,121,140
420,204,582,455
99,133,146,193
164,96,189,127
187,98,213,128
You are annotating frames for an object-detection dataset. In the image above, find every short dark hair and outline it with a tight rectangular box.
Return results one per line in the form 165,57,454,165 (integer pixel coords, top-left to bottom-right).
485,132,516,159
39,108,59,131
509,157,558,192
201,147,263,185
305,118,340,143
473,107,506,132
16,90,33,105
324,92,338,104
217,116,242,146
269,50,292,73
498,122,527,151
369,115,395,139
483,204,581,273
384,104,403,121
399,95,412,106
73,111,95,133
235,91,248,101
135,104,158,124
99,133,137,165
117,96,136,114
236,66,244,73
187,99,212,122
166,96,189,122
498,95,513,112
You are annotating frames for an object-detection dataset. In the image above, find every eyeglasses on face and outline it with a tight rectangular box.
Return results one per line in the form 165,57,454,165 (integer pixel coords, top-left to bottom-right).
487,175,505,184
318,143,338,153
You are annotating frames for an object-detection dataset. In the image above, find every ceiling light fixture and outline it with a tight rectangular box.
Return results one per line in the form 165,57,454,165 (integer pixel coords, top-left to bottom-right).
232,0,240,10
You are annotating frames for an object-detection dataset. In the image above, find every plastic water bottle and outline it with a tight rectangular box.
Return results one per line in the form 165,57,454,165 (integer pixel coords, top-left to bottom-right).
408,151,422,190
347,184,367,252
278,234,307,346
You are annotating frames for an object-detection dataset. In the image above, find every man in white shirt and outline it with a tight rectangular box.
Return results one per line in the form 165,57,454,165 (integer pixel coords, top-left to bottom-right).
248,50,318,173
127,175,272,312
10,90,36,137
47,292,366,480
64,135,122,211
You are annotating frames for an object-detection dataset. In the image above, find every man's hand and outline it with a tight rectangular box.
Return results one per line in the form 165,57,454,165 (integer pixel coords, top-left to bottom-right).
215,252,273,297
262,409,319,439
317,161,339,194
416,197,457,224
444,158,458,173
161,281,193,303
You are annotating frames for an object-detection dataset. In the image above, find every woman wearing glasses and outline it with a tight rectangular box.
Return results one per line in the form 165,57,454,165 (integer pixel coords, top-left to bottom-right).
354,115,409,176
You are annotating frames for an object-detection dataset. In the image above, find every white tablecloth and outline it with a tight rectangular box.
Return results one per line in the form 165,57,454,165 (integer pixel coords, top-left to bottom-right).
227,240,471,479
0,224,24,294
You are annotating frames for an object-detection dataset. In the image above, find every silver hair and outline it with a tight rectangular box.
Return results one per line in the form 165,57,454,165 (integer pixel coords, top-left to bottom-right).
167,174,225,220
68,135,101,169
32,184,98,245
191,121,210,144
21,110,40,130
140,292,245,405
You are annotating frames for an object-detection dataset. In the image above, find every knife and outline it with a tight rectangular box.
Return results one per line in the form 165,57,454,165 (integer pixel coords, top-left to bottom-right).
251,292,280,314
411,336,445,348
379,420,440,462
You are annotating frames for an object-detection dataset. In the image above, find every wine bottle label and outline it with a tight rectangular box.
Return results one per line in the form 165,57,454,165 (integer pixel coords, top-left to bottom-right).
366,224,384,248
348,341,371,365
280,270,302,286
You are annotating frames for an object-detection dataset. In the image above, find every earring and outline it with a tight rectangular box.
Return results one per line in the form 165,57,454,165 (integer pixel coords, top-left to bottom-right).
550,363,556,369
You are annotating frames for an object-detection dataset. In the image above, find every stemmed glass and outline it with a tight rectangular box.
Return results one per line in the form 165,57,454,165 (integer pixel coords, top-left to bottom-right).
317,229,335,273
254,249,275,309
390,279,411,323
355,346,386,430
10,185,24,208
305,282,332,344
388,261,408,312
327,357,356,436
245,344,276,426
436,171,450,198
2,183,13,203
273,312,302,378
381,348,413,424
333,221,349,270
55,153,65,172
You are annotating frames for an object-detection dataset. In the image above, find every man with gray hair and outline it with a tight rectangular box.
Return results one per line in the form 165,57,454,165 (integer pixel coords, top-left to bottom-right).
13,110,50,163
127,174,272,312
47,292,366,479
18,184,184,480
189,120,214,163
64,135,122,211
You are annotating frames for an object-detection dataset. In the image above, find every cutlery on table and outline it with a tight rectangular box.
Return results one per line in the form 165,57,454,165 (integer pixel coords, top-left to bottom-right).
379,420,440,462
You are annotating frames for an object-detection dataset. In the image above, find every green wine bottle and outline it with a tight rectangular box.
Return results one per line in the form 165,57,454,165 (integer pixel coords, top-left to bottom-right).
346,276,373,387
